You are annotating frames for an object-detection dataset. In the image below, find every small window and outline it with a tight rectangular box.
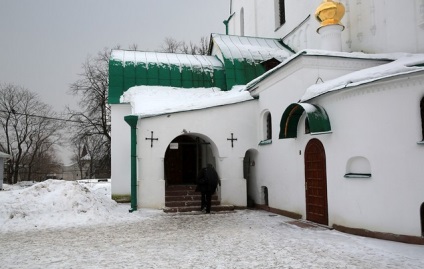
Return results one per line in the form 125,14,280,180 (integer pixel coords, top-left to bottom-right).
266,113,272,140
240,7,245,36
261,58,281,71
278,0,286,26
260,111,272,145
305,118,310,134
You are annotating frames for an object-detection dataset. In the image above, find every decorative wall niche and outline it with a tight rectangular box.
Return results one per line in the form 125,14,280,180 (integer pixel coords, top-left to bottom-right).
345,156,372,178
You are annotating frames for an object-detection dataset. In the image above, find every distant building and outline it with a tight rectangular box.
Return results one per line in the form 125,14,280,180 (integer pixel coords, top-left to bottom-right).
0,151,10,189
60,155,91,181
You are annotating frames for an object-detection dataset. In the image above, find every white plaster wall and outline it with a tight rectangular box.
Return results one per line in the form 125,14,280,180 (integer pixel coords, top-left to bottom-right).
110,104,132,196
345,0,424,53
314,73,424,236
250,55,421,234
136,101,258,209
253,60,424,236
229,0,424,54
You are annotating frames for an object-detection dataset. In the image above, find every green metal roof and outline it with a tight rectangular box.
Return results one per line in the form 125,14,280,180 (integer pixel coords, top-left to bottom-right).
109,50,226,104
210,34,293,63
108,35,295,104
210,34,293,89
279,103,331,139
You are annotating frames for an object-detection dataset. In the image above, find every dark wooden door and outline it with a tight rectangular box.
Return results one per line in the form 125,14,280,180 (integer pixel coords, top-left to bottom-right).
304,138,328,226
165,136,197,185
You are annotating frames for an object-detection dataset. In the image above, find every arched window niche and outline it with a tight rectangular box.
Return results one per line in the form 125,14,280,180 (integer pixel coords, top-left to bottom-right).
344,156,372,179
259,110,272,145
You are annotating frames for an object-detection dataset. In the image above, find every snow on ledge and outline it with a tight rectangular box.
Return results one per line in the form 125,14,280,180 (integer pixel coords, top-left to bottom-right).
120,85,252,118
300,53,424,102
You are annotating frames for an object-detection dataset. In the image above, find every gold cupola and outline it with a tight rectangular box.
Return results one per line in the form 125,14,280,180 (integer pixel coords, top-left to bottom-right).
315,0,345,30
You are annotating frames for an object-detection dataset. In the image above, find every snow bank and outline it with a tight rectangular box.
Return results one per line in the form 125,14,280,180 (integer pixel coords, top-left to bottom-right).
0,180,160,232
120,85,253,117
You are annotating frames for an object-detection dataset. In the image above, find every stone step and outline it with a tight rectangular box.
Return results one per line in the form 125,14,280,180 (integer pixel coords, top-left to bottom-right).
164,184,234,214
165,200,220,207
165,194,218,202
166,184,197,191
163,205,235,213
165,190,199,196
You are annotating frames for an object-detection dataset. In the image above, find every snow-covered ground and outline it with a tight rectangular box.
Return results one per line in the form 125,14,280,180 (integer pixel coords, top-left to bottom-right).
0,180,423,268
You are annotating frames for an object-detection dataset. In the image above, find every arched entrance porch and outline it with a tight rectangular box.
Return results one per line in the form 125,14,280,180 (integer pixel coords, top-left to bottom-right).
164,134,215,186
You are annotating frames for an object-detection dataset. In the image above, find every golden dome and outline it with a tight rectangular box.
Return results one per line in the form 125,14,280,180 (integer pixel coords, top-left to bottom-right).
315,0,345,29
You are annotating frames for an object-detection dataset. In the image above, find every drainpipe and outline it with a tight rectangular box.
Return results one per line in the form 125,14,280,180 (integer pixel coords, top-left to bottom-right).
124,115,138,212
223,12,235,35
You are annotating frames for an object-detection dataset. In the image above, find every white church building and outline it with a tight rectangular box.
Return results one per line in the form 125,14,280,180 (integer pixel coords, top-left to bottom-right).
109,0,424,243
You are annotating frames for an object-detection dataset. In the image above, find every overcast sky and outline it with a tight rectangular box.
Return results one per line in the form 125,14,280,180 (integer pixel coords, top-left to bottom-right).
0,0,229,112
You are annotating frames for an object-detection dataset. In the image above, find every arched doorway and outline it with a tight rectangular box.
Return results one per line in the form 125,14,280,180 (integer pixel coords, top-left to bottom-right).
244,149,258,207
164,135,213,185
304,138,328,225
421,203,424,236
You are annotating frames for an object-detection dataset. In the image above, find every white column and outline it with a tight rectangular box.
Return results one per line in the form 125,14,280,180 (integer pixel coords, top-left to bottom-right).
318,24,344,51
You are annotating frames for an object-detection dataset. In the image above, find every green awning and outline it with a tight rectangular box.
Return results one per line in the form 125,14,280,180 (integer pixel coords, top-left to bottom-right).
279,103,331,139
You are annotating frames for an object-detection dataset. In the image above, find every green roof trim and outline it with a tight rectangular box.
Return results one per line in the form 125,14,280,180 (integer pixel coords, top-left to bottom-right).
210,34,294,88
279,103,331,139
211,34,292,63
109,50,226,104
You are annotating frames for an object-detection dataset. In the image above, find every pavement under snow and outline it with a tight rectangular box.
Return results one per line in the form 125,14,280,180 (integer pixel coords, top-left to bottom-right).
0,180,423,269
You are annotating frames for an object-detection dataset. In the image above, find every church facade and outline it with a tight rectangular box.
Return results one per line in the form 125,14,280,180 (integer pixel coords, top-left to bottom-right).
109,0,424,242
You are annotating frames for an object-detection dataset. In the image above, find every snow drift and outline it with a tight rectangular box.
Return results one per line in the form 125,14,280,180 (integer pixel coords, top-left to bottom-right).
0,180,126,232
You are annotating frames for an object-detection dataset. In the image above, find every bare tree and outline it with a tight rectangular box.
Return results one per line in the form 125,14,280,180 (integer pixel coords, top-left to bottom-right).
160,37,183,53
0,84,63,183
69,48,111,142
68,47,115,178
70,136,87,179
160,36,210,55
128,43,138,51
197,36,210,55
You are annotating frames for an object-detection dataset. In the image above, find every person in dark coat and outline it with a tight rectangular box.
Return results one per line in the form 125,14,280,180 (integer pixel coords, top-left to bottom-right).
195,164,220,213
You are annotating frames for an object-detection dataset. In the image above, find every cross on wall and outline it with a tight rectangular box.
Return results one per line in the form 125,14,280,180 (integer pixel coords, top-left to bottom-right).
145,131,158,147
227,133,238,148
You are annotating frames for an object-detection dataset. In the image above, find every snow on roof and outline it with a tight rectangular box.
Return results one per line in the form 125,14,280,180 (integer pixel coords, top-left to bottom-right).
246,49,403,92
111,50,223,72
300,53,424,101
211,34,292,63
120,86,253,118
245,49,422,94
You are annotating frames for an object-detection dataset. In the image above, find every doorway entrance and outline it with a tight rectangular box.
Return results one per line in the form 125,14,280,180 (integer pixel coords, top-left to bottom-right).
421,203,424,236
304,138,328,226
164,135,212,185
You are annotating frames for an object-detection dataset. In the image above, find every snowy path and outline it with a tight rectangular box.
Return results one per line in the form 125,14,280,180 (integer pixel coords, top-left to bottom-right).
1,209,423,269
